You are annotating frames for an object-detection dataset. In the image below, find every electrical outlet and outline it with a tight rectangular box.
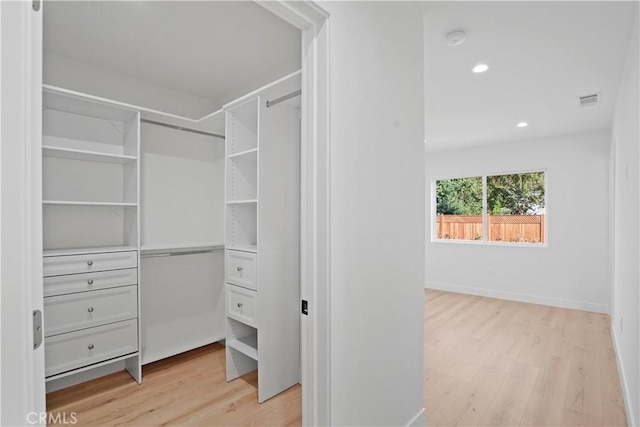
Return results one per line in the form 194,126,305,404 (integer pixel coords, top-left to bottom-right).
620,316,624,332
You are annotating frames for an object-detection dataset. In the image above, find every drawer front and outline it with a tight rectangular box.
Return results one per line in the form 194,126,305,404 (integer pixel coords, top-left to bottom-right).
44,285,138,337
44,268,138,297
226,284,257,327
226,250,257,290
45,319,138,378
44,251,137,277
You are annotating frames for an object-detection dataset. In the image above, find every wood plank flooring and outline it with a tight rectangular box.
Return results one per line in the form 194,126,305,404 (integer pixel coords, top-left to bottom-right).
47,290,627,426
47,344,301,426
425,290,627,427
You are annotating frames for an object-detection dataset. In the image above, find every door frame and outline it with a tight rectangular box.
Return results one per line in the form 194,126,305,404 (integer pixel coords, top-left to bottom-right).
256,2,331,425
0,1,45,425
2,1,331,425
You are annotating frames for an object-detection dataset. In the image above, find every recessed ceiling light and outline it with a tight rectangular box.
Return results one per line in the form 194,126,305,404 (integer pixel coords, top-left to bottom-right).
472,64,489,73
517,122,528,128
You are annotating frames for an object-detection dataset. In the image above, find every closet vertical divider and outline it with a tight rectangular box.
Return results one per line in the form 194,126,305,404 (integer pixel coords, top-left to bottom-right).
224,93,300,403
225,97,260,384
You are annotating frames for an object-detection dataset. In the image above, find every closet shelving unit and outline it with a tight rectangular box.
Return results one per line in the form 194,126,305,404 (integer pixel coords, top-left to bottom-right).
224,96,300,403
42,88,140,252
42,87,142,385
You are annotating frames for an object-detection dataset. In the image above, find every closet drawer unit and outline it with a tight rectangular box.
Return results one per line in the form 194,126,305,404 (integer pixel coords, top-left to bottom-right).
226,250,257,290
45,319,138,378
226,284,257,327
44,285,138,337
43,251,137,277
44,268,138,297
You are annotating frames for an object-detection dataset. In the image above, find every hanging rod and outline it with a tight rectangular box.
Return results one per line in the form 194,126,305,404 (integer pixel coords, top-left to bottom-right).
140,244,225,258
141,250,215,259
141,118,225,140
266,89,302,108
141,248,224,259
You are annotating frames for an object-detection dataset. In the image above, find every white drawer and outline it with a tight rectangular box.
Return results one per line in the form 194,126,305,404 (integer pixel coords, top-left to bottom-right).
226,250,257,290
226,284,257,327
44,285,138,337
45,319,138,378
44,268,138,297
44,251,137,277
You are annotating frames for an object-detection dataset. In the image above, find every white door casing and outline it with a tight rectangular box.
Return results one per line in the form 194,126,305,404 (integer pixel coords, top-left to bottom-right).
0,0,45,425
256,2,331,425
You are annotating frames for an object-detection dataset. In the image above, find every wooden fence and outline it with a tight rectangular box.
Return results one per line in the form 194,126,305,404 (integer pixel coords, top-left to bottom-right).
436,214,545,243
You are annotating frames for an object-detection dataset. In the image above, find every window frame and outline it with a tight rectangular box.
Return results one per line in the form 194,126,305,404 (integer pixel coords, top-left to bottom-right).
431,168,548,247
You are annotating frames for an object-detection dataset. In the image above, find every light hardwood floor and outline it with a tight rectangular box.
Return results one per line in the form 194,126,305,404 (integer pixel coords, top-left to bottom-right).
47,290,626,426
47,344,301,426
425,290,627,427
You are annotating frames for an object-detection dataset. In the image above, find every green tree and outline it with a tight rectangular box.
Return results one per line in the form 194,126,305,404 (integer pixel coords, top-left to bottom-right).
487,172,545,215
436,177,482,215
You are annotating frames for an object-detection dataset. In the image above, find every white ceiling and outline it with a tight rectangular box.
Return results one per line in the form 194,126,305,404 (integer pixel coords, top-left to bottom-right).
423,1,637,152
44,1,301,116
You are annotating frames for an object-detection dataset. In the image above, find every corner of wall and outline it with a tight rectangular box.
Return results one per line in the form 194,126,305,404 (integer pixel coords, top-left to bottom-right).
610,5,640,426
611,325,637,427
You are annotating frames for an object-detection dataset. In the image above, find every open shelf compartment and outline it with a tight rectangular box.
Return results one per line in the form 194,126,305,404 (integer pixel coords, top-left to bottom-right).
43,88,139,157
226,203,257,249
227,149,257,202
43,204,138,251
227,333,258,361
43,155,138,204
226,318,258,380
225,97,259,155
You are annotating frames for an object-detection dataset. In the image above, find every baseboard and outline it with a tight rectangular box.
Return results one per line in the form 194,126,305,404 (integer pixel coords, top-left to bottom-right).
142,336,225,365
405,408,426,427
46,360,125,393
425,281,609,314
611,325,637,427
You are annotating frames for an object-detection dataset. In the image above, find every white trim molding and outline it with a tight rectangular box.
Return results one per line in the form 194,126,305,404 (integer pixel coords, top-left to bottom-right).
405,408,427,427
257,2,331,426
426,281,609,314
611,325,636,427
0,1,46,424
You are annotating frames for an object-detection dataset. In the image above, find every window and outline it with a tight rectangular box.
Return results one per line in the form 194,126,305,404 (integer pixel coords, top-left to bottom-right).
435,172,545,244
435,177,483,240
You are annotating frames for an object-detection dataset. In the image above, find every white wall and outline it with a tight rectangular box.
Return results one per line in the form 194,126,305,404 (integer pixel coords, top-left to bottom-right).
44,52,218,119
320,2,426,426
611,9,639,426
140,122,225,247
426,129,611,314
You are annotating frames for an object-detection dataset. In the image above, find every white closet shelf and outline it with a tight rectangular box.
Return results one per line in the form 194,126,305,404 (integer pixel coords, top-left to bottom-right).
43,87,138,122
44,245,138,257
226,245,257,253
227,334,258,360
43,146,137,164
43,201,138,207
228,148,258,159
226,199,257,205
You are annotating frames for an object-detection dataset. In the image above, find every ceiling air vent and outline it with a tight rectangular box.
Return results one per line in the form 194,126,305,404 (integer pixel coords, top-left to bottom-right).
579,93,600,107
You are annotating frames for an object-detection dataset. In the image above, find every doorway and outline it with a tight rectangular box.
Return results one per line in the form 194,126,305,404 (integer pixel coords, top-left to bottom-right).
1,1,330,425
